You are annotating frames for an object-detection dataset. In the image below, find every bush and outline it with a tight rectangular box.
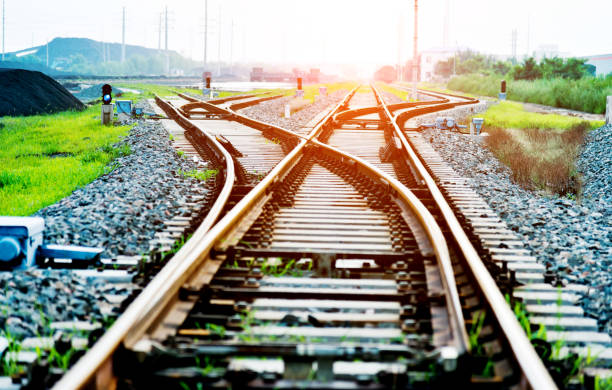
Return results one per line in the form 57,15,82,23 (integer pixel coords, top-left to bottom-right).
448,74,612,114
485,122,589,196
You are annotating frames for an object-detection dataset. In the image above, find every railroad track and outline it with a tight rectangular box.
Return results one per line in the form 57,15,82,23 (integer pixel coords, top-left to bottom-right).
386,86,612,387
53,86,560,389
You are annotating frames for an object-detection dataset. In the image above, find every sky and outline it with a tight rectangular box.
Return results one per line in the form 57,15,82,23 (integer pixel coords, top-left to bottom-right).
3,0,612,75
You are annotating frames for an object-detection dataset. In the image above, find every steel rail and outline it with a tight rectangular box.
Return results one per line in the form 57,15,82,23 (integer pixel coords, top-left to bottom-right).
181,86,470,355
53,88,357,390
373,85,558,390
333,99,445,122
53,94,239,390
57,85,480,389
180,86,471,355
307,137,470,355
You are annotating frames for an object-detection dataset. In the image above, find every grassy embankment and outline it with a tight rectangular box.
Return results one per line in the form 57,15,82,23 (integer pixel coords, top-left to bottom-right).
470,101,604,196
0,105,132,215
0,83,199,216
388,80,605,196
447,73,612,114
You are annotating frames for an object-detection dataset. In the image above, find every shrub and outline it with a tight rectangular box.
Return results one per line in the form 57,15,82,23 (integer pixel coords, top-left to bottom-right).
448,74,612,114
484,122,589,196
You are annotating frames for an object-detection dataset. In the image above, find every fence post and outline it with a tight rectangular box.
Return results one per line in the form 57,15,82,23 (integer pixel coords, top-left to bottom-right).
607,96,612,125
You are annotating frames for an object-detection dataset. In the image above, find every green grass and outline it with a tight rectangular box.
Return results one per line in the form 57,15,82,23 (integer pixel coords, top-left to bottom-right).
0,105,132,215
485,122,589,195
447,73,612,114
298,82,357,103
416,81,480,99
179,169,218,181
472,101,604,130
376,82,410,101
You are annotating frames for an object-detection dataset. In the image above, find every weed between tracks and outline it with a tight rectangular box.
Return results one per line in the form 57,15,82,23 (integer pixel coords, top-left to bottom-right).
178,168,218,182
508,294,612,389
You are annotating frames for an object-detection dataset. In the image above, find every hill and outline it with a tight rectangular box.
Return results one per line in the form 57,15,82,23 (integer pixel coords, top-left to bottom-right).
3,37,198,76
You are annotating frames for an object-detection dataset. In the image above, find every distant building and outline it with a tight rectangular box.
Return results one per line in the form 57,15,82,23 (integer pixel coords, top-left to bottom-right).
582,54,612,76
416,46,461,81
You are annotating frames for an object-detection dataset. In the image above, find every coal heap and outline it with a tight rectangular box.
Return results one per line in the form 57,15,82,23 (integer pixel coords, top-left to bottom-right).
0,69,85,117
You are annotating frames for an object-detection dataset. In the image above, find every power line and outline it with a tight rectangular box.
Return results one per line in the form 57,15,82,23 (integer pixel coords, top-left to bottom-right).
203,0,208,68
512,28,517,63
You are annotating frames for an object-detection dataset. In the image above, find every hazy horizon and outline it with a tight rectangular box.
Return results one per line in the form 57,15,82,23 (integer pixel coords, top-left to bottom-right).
3,0,611,77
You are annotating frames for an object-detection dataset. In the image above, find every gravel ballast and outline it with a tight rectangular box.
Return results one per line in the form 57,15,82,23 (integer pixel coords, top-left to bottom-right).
36,115,210,259
1,104,212,342
421,124,612,335
0,269,122,338
240,91,346,132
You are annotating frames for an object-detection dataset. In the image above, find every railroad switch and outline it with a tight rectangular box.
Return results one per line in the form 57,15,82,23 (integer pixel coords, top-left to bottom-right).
420,116,467,132
0,216,103,270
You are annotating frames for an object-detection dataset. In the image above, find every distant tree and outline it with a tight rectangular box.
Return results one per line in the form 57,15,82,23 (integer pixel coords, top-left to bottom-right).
512,57,542,80
562,58,590,80
491,60,512,75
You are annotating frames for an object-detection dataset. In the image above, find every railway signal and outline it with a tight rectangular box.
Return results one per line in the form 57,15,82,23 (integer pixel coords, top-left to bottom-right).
101,84,114,125
499,80,507,100
102,84,112,104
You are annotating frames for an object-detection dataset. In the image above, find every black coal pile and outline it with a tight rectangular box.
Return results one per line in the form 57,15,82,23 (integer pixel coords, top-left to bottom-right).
0,68,85,116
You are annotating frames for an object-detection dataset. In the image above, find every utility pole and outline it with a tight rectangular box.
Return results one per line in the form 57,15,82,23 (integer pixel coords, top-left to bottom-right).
453,40,458,76
229,19,234,72
397,14,402,82
121,7,126,63
2,0,5,61
412,0,418,100
158,13,161,52
217,5,221,75
203,0,208,69
165,6,169,75
511,28,517,63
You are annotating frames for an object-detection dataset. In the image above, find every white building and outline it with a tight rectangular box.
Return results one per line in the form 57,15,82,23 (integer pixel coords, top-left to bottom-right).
419,46,461,81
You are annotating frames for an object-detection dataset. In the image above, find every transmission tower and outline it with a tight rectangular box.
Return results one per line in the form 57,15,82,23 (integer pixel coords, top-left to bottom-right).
511,29,517,63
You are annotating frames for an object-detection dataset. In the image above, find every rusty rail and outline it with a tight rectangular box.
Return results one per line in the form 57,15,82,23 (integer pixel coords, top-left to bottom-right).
373,84,558,390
